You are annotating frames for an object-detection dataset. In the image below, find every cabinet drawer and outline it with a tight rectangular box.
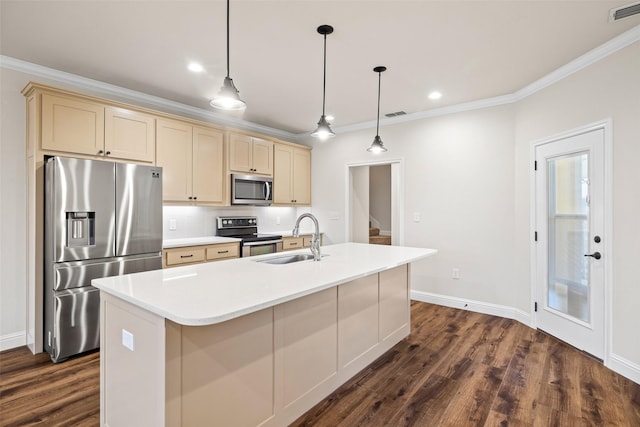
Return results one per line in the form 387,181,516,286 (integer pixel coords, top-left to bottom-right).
282,237,304,251
165,248,205,266
206,243,239,261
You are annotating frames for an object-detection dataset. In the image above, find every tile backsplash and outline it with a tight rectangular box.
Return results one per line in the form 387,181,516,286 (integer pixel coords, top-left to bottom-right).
162,205,311,239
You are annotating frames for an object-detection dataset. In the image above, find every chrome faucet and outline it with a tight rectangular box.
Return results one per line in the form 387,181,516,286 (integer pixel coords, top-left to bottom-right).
293,213,321,261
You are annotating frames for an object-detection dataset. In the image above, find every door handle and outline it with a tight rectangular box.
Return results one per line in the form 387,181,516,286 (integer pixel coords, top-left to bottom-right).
584,252,601,260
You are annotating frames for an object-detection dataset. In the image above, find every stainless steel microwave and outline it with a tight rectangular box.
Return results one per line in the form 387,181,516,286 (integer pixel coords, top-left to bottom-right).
231,174,273,205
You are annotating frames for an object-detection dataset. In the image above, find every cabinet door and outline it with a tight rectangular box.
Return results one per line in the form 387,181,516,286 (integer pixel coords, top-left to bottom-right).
156,119,193,202
105,107,155,163
273,144,293,204
193,127,224,203
41,93,104,155
251,138,273,176
292,148,311,205
228,133,252,173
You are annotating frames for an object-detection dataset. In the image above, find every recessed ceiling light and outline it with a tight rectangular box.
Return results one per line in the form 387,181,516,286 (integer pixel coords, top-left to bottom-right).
428,91,442,100
325,115,335,122
188,62,204,73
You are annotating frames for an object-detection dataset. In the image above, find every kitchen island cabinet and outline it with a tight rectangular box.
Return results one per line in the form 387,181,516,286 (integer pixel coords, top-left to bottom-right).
94,243,436,426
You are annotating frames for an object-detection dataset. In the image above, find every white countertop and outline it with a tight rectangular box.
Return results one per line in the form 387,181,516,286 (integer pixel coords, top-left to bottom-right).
93,242,437,326
163,236,241,249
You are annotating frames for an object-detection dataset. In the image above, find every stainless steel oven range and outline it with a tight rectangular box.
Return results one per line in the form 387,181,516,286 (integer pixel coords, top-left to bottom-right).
216,216,282,257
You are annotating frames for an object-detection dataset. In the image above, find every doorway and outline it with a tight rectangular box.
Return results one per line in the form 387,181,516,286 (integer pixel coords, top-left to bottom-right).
346,160,403,246
533,122,610,360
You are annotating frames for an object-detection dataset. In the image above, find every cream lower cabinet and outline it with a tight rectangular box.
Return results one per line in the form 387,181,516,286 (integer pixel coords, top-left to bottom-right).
100,265,410,427
162,242,239,268
273,143,311,205
228,133,273,176
282,234,322,251
156,119,225,204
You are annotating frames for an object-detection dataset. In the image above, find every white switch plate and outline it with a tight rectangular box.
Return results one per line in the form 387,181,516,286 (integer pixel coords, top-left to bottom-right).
122,329,134,351
169,219,177,231
452,268,460,280
413,212,420,222
276,216,281,225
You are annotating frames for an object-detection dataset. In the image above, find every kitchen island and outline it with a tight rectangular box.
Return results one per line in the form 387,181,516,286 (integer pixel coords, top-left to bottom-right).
94,242,437,427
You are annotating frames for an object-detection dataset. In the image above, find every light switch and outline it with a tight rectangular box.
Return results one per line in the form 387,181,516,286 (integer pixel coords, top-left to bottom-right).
413,212,421,222
122,329,134,351
169,219,177,231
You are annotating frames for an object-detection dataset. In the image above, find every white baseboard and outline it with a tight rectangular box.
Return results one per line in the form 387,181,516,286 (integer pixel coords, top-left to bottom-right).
410,290,533,327
0,330,26,352
608,353,640,385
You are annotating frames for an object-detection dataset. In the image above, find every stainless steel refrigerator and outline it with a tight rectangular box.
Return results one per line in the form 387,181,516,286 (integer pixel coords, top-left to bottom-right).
44,156,163,362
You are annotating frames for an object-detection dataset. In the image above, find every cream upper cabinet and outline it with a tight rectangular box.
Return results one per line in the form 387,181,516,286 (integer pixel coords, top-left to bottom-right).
41,93,105,156
104,107,155,163
193,126,224,204
41,94,155,163
228,133,273,176
156,119,225,204
273,143,311,205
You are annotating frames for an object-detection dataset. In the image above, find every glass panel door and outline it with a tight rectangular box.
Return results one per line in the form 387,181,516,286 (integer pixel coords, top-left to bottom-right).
547,152,589,322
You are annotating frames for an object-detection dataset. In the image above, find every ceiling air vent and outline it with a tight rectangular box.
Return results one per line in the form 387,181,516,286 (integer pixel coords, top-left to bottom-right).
609,2,640,21
385,111,406,118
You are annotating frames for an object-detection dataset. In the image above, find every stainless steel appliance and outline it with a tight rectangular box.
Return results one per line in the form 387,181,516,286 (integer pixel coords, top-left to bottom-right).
231,174,273,205
44,156,163,362
216,216,282,256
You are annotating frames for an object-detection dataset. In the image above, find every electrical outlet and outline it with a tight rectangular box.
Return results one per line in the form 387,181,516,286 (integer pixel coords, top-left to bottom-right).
169,219,177,231
276,216,281,225
452,268,460,280
413,212,421,222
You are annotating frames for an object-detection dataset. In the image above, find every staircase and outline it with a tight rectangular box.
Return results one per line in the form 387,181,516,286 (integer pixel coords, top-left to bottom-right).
369,227,391,245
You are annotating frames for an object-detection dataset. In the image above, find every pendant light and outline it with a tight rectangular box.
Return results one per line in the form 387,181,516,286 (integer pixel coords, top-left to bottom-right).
311,25,335,140
367,66,388,153
210,0,246,110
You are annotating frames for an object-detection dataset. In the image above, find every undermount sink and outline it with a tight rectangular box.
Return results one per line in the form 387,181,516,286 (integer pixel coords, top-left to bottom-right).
256,253,318,265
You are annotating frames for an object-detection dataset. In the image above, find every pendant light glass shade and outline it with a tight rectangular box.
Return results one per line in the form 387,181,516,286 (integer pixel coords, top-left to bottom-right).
311,115,335,140
367,66,388,153
210,76,245,110
210,0,246,111
311,25,335,139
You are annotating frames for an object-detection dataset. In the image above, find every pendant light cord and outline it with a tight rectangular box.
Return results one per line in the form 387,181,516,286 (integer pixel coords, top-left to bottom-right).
376,71,381,136
226,0,230,78
322,33,327,116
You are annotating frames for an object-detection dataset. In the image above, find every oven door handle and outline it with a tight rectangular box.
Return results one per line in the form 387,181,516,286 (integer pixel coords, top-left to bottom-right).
264,181,271,201
243,239,282,247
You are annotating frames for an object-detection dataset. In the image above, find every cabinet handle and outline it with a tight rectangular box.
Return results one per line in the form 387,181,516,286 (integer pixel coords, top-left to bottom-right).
98,150,104,155
188,196,193,200
290,242,298,246
180,254,194,258
217,250,229,254
106,151,111,155
193,197,197,200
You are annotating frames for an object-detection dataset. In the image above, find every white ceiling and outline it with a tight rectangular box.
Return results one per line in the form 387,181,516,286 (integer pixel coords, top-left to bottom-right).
2,1,639,136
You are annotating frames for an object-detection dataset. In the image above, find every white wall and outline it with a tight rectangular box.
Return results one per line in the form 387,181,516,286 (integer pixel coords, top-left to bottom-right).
311,105,517,308
0,68,28,350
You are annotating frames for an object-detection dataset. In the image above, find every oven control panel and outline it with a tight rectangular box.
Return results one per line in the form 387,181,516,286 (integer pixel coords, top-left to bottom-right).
217,216,258,229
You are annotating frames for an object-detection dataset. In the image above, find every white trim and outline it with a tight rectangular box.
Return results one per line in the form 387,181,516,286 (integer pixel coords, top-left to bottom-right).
530,119,613,364
410,290,532,328
608,353,640,385
0,330,26,352
0,55,298,142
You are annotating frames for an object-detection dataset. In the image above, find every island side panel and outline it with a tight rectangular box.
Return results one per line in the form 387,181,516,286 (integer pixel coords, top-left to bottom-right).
100,292,166,427
380,264,410,342
178,308,275,427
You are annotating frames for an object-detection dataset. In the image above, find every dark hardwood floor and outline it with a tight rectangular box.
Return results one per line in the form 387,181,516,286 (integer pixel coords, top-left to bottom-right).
1,302,639,426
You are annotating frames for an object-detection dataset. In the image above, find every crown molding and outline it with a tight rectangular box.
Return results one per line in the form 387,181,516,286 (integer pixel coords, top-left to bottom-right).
3,23,639,139
297,23,640,138
0,55,299,142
